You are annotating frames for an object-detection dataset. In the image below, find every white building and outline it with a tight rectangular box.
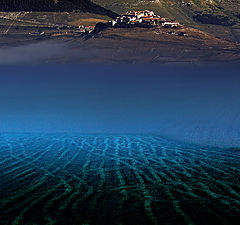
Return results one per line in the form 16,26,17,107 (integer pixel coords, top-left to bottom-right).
162,21,180,27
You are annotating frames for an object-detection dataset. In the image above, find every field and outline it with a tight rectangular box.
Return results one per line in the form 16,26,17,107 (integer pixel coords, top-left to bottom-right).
62,27,240,64
0,11,111,26
1,24,239,63
0,133,240,225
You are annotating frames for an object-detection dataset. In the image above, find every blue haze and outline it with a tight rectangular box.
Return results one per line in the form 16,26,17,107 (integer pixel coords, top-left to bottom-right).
0,64,240,147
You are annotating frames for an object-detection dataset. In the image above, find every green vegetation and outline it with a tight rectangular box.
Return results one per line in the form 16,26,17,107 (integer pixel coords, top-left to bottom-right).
91,0,240,41
194,11,236,26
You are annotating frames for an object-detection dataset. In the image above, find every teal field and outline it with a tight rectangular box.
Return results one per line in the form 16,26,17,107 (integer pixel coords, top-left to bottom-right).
0,133,240,225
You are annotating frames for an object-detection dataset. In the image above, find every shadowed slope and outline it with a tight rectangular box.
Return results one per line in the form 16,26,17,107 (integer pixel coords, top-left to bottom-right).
0,0,117,18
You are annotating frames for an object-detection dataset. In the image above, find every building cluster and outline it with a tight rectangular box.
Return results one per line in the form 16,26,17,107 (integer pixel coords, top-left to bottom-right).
110,10,181,28
78,25,95,34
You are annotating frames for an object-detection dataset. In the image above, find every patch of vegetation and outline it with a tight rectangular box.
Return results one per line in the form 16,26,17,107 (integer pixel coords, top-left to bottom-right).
194,11,236,26
0,0,118,18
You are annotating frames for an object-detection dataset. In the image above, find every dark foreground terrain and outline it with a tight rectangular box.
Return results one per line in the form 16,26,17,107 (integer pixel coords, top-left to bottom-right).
0,133,240,225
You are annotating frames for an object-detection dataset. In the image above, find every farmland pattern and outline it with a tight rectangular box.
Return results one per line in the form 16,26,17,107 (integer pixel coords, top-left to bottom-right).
0,133,240,225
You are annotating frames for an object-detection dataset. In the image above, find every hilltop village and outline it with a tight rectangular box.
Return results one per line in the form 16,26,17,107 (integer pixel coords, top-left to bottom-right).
110,10,180,28
105,10,187,36
0,10,187,38
28,10,187,37
0,10,239,63
70,10,185,36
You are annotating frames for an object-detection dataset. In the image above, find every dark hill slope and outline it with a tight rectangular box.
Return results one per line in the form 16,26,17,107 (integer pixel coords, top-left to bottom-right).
0,0,117,18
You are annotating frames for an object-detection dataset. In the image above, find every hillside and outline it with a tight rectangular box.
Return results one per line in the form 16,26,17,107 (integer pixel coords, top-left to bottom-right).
0,0,239,64
92,0,240,42
92,0,240,22
0,0,117,18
